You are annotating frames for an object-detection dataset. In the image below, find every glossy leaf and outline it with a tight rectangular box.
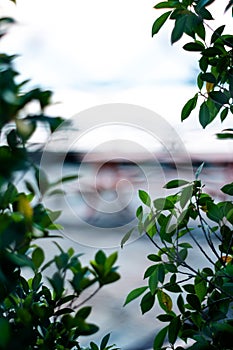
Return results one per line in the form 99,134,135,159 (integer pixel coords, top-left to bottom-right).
208,91,229,105
171,15,187,44
181,94,198,121
168,316,181,344
199,101,210,128
139,189,151,206
164,179,189,189
211,25,225,43
152,11,172,36
153,326,168,350
183,42,204,51
221,182,233,195
124,286,148,306
140,291,155,314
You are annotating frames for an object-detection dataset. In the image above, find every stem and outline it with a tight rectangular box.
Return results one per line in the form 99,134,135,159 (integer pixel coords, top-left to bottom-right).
75,286,101,309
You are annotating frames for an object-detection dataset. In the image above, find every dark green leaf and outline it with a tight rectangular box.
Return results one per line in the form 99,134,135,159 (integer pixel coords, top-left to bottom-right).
100,333,111,350
183,284,195,293
171,16,187,44
152,11,172,36
164,179,189,189
76,306,92,320
140,291,155,314
0,319,10,347
32,247,45,269
225,0,233,11
208,91,229,105
157,314,174,322
197,0,215,9
183,42,204,51
177,294,185,313
168,316,181,344
186,293,201,311
199,56,208,72
148,254,162,262
220,107,229,122
206,202,223,222
32,272,42,290
200,72,216,83
181,94,198,121
124,286,148,306
221,182,233,195
153,326,168,350
199,101,210,128
154,1,178,9
211,25,225,44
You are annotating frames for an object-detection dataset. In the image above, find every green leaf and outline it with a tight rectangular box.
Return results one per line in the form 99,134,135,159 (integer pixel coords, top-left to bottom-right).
186,293,201,311
164,179,189,189
225,0,233,11
199,101,210,128
171,15,187,44
208,91,229,105
0,319,10,347
181,94,198,121
152,11,172,36
168,316,181,344
121,227,135,248
76,306,92,320
136,205,143,220
197,0,215,9
153,197,175,210
180,185,193,209
148,254,162,262
32,247,45,269
177,294,185,313
140,291,155,314
221,182,233,195
183,42,204,51
139,189,151,206
100,333,111,350
199,56,208,72
211,25,225,44
149,269,159,295
194,278,207,302
124,286,148,306
200,72,216,83
154,1,178,9
153,326,168,350
206,202,223,222
157,314,174,322
90,342,99,350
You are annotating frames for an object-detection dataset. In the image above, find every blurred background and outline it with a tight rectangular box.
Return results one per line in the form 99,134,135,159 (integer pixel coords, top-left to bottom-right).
0,0,233,349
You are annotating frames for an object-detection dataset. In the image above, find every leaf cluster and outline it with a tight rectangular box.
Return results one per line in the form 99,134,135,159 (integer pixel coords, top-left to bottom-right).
152,0,233,131
0,14,120,350
123,167,233,349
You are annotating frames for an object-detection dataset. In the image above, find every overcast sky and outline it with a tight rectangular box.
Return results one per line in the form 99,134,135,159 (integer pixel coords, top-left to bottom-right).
0,0,232,155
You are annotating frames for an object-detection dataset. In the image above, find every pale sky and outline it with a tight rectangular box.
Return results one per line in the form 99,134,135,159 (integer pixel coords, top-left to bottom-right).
0,0,232,155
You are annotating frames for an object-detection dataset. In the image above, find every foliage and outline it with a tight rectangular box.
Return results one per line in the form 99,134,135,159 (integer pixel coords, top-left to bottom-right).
122,1,233,349
0,9,120,350
152,0,233,132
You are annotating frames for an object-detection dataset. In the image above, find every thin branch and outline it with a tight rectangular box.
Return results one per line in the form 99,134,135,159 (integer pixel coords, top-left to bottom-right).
75,286,101,309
